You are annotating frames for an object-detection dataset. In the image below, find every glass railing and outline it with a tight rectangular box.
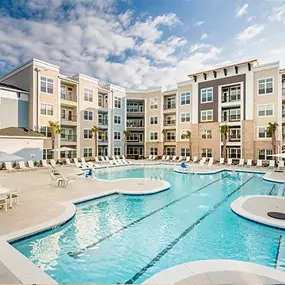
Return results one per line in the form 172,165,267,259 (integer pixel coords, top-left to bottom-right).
221,95,241,103
61,134,77,142
61,114,77,122
61,94,75,102
164,120,176,126
164,104,176,110
127,121,144,128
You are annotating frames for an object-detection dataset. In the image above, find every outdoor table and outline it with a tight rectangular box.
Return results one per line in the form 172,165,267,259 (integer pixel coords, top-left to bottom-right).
0,187,12,208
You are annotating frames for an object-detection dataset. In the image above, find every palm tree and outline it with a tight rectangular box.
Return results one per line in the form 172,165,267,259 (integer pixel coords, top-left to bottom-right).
182,130,192,159
124,130,130,158
162,129,168,155
266,122,279,159
48,121,60,158
220,124,229,161
91,125,99,157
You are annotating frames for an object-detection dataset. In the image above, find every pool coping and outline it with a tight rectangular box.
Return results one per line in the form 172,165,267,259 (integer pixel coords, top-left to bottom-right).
231,195,285,229
142,259,285,284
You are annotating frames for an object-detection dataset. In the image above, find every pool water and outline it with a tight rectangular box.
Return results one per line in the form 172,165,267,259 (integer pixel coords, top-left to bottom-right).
13,168,285,284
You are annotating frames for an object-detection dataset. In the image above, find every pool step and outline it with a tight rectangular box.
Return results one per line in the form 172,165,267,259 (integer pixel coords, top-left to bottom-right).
276,235,285,271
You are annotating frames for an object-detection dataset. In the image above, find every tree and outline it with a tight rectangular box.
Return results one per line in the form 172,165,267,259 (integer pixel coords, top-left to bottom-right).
162,129,168,155
48,121,60,158
91,125,99,157
266,122,279,159
220,124,229,161
182,130,192,159
124,130,131,158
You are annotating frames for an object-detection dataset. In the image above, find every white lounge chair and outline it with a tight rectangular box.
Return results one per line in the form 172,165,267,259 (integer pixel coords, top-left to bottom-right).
186,156,190,163
42,160,49,168
81,157,87,164
122,155,126,160
74,158,82,168
193,157,198,163
165,155,170,161
152,155,157,160
246,159,252,167
269,160,275,169
278,160,284,171
5,162,15,172
87,161,95,168
207,158,214,167
178,156,183,162
100,156,106,163
227,158,232,166
105,156,110,162
65,158,73,166
95,157,100,163
50,159,57,168
219,158,225,165
19,161,28,171
10,188,20,206
28,160,37,170
0,194,8,212
116,155,121,160
199,158,206,167
122,159,132,165
172,156,177,162
256,160,263,168
147,155,153,160
161,155,166,161
239,159,244,167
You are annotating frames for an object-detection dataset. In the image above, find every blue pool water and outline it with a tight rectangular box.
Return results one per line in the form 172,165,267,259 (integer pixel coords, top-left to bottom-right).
13,168,285,284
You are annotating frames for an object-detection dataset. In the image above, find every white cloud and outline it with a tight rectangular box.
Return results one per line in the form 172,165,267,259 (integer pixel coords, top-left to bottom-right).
193,20,205,27
236,24,265,42
268,4,285,22
236,4,249,18
200,33,208,40
248,16,255,22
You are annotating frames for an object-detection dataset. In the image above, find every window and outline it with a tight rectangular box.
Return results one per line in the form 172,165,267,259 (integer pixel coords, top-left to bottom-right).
41,77,53,94
258,104,274,117
180,131,187,140
181,148,190,157
166,147,175,155
258,127,272,139
201,88,213,103
229,86,241,101
150,147,158,155
40,103,53,116
40,126,51,137
84,148,93,157
229,148,241,159
166,131,175,141
258,149,273,160
84,129,92,139
150,116,158,125
150,132,158,140
84,88,93,102
229,128,241,141
201,110,213,122
181,113,191,123
201,148,212,158
150,97,158,109
114,97,121,108
43,149,52,160
230,109,241,121
180,92,191,105
114,115,121,124
114,147,121,155
114,131,121,140
258,78,273,95
84,111,93,121
202,129,212,139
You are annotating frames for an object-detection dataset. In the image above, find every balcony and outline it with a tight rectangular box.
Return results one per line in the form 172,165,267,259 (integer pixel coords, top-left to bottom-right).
163,103,176,111
61,134,77,145
127,106,144,113
221,115,241,123
164,120,176,127
98,119,108,127
98,138,108,145
61,114,77,126
165,136,176,142
61,93,77,107
221,94,241,104
127,121,144,129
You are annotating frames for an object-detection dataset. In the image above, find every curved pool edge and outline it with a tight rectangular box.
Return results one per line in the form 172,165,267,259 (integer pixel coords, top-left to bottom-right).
143,260,285,284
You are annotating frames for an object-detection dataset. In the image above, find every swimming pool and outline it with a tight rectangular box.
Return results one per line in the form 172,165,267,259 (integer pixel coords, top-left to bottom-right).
12,167,285,283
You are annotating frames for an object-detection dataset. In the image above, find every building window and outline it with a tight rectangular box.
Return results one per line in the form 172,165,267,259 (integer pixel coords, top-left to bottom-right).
150,116,158,125
40,103,54,116
166,131,175,141
114,131,121,140
84,148,93,157
180,92,191,105
150,147,158,155
229,148,241,159
258,78,273,95
230,86,241,101
40,126,51,137
84,129,92,139
150,97,158,109
114,115,121,124
201,88,213,103
84,88,93,102
201,110,213,122
166,147,175,155
258,127,272,139
258,149,273,160
43,149,52,159
84,111,93,121
201,148,212,158
201,129,212,139
114,97,121,108
181,148,190,157
229,109,241,121
114,147,121,155
181,113,191,123
150,132,158,140
180,131,187,140
258,104,274,117
40,77,53,94
229,128,241,141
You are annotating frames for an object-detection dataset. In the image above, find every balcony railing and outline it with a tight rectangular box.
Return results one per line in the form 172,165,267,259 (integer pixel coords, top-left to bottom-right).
127,121,144,128
164,120,176,126
164,104,176,110
99,119,108,125
98,138,108,143
61,94,76,102
221,116,241,122
165,136,176,142
127,106,144,113
221,94,241,103
61,134,77,142
282,83,285,96
61,114,77,122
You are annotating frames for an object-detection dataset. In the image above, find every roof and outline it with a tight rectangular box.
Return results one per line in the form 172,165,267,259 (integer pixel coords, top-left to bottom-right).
0,83,29,93
188,59,258,77
0,127,44,138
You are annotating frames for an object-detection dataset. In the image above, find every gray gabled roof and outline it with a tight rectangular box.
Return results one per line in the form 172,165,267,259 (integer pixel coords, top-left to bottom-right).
0,127,44,137
0,83,29,93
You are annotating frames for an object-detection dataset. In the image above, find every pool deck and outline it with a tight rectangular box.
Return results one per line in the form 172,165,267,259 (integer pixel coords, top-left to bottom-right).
0,161,285,284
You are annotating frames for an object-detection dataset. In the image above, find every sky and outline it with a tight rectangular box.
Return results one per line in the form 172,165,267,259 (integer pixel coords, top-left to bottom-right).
0,0,285,89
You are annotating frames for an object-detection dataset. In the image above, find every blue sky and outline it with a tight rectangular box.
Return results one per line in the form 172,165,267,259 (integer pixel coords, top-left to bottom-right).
0,0,285,88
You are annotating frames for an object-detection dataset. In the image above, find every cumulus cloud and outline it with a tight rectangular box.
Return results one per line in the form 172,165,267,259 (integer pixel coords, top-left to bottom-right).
200,33,208,40
236,4,249,18
236,24,264,42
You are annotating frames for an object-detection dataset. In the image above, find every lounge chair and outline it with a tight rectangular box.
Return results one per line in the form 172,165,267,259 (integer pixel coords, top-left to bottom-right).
219,158,225,165
238,159,244,167
208,158,214,167
226,158,232,166
246,159,252,167
269,160,275,169
41,160,49,168
278,160,284,171
172,156,177,162
256,160,263,168
0,194,8,212
19,161,28,171
165,155,170,161
147,155,153,160
95,157,100,163
161,155,166,161
116,155,121,160
122,158,132,165
152,155,157,160
199,158,206,167
28,160,37,171
81,157,87,164
65,158,73,166
186,156,190,163
117,159,124,165
73,158,82,168
87,161,95,168
100,156,106,163
50,159,57,168
105,156,110,162
5,162,16,172
10,188,20,206
193,157,198,163
122,155,126,160
178,156,183,162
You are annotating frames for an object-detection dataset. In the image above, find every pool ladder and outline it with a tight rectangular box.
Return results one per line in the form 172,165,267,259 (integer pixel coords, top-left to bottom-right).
151,173,163,180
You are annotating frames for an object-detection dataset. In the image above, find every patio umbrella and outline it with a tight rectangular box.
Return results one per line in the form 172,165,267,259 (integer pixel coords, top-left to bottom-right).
51,147,76,152
0,151,24,163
